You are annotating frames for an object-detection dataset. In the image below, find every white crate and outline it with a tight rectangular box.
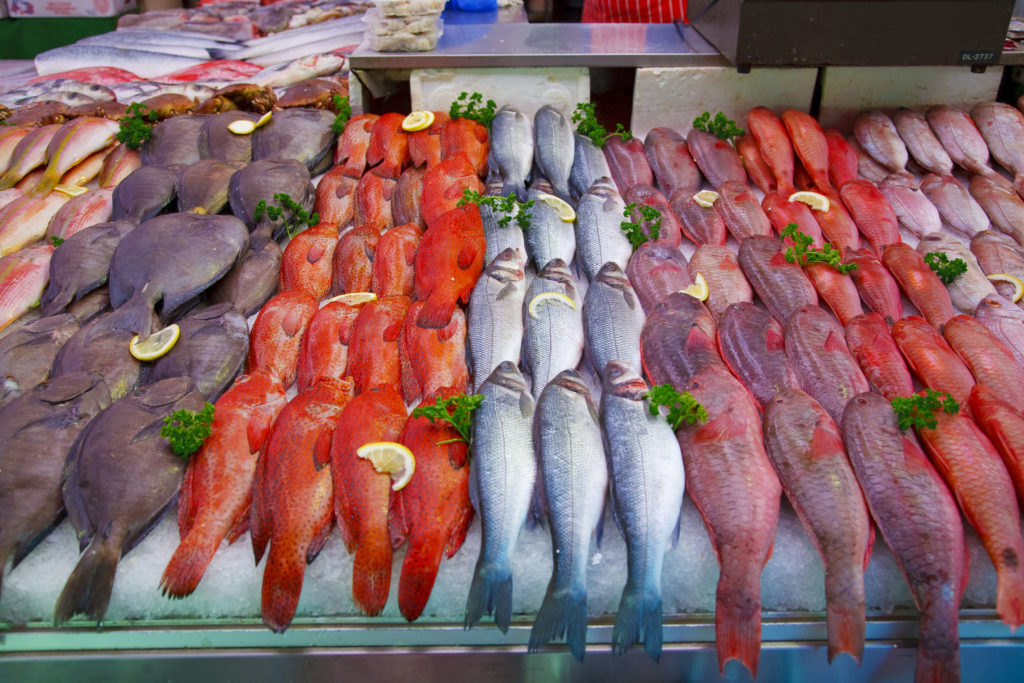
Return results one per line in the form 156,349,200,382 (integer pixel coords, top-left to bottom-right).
409,66,590,119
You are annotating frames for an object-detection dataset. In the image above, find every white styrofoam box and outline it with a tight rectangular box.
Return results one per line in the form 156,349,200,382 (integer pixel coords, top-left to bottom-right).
7,0,135,16
630,66,818,140
819,66,1002,132
409,67,590,119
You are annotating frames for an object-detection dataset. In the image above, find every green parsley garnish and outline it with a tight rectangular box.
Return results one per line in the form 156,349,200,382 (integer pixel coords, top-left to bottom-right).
411,393,484,445
161,402,216,458
457,189,533,230
692,111,745,144
924,251,968,285
620,203,662,250
571,102,633,148
116,102,158,150
330,94,352,135
50,236,65,247
254,193,319,240
891,390,959,431
645,383,708,430
449,91,497,128
780,222,858,274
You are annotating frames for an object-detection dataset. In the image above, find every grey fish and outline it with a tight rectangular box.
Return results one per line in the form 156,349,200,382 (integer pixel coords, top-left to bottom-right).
522,259,584,402
198,112,258,164
468,248,527,392
574,176,632,281
970,230,1024,301
40,220,134,316
107,212,249,336
569,133,612,201
481,174,526,269
600,361,683,661
685,128,746,189
525,177,576,270
176,159,245,215
77,28,238,51
70,37,214,59
111,164,181,223
228,159,314,237
65,288,110,326
34,45,205,80
464,362,536,632
916,232,997,314
533,105,574,201
974,295,1024,381
583,262,646,379
0,372,110,598
968,174,1024,245
920,174,989,238
0,314,80,408
206,225,282,317
926,104,994,177
140,115,210,168
488,106,533,202
528,369,607,661
54,377,204,626
737,235,818,325
878,174,942,238
891,108,953,176
852,109,908,173
252,108,336,176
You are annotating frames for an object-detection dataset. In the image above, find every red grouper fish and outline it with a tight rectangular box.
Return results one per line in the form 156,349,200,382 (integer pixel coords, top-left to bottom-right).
842,392,968,683
331,224,379,297
762,388,873,663
365,112,410,180
347,295,411,395
420,156,484,230
279,224,338,301
296,301,364,395
441,116,490,177
408,110,449,170
334,113,379,176
747,106,796,197
970,383,1024,506
332,386,409,615
394,388,475,621
845,312,915,400
414,202,485,328
245,288,319,389
353,171,395,233
160,372,288,598
251,378,354,633
371,222,421,298
400,300,469,404
313,165,357,231
781,109,832,194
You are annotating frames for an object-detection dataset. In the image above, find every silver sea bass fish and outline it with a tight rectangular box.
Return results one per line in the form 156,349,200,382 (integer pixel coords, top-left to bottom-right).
468,248,527,392
489,106,534,202
464,362,536,632
528,369,608,661
575,177,632,281
583,262,646,379
570,133,613,201
600,361,684,662
481,174,526,269
534,105,575,201
525,177,576,270
522,259,584,401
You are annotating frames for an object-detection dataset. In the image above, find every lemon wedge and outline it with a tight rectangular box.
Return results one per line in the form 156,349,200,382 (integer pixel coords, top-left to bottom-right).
680,273,709,301
129,324,180,361
357,441,416,491
227,111,272,136
528,292,577,319
987,273,1024,302
692,190,719,208
402,110,435,132
536,193,576,222
325,292,378,306
54,184,89,197
788,191,831,212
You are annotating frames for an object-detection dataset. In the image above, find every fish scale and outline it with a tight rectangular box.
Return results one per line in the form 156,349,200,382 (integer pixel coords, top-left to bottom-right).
968,176,1024,245
844,313,914,401
625,240,692,314
892,108,954,176
489,107,534,202
916,231,996,314
853,109,908,173
522,259,583,402
737,235,818,325
643,127,700,198
533,105,575,201
717,301,799,408
878,174,943,239
525,177,576,270
686,128,746,190
583,262,646,380
574,176,632,281
468,248,526,392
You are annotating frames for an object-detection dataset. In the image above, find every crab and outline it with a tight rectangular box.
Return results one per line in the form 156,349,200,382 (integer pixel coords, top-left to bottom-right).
66,101,130,121
195,84,277,115
138,94,197,120
276,78,349,111
5,101,68,127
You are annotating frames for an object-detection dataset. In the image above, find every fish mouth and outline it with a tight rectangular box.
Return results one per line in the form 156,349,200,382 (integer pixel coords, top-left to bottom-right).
604,361,649,398
550,370,589,395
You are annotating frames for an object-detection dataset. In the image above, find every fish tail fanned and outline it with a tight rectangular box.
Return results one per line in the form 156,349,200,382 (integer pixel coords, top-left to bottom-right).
159,530,219,599
715,567,762,677
397,532,445,622
351,527,393,617
528,580,587,661
826,599,866,664
916,601,962,683
260,541,306,634
464,559,513,632
53,539,120,627
611,585,663,662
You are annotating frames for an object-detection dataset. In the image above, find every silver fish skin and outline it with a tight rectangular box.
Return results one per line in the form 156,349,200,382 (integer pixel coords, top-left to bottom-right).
878,174,942,238
522,259,584,401
600,361,683,662
465,361,536,633
891,108,953,176
221,16,364,60
689,245,753,321
916,231,997,314
249,54,346,90
468,248,527,392
971,102,1024,182
644,127,701,198
846,135,890,182
583,262,646,379
852,109,908,173
926,104,995,177
968,175,1024,245
245,32,364,68
975,294,1024,369
529,369,607,661
480,175,526,269
533,105,575,202
574,176,632,281
686,128,746,189
525,177,576,270
489,107,534,202
920,174,989,238
569,133,613,201
77,29,241,50
971,230,1024,301
34,44,205,80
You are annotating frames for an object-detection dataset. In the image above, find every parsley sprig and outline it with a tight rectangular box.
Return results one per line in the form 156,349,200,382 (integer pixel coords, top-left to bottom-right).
571,102,633,148
411,393,484,445
449,91,496,128
458,189,533,230
254,193,319,240
330,94,352,135
891,390,959,431
161,402,216,458
781,222,857,275
692,111,745,144
924,251,968,285
116,102,158,150
645,383,707,430
50,236,65,247
620,203,662,250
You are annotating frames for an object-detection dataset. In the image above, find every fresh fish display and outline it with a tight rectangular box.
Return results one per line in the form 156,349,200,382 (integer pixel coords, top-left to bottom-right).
98,143,141,189
246,288,319,389
489,107,533,201
736,132,778,195
0,244,53,331
574,177,632,281
414,202,485,328
811,199,861,256
622,185,682,248
762,193,823,247
228,159,314,234
206,226,282,318
642,128,700,200
366,113,410,181
944,314,1024,408
640,291,723,386
0,314,79,407
407,111,447,172
248,54,346,90
892,316,976,410
296,301,361,395
714,181,772,241
40,220,133,316
883,243,956,330
468,248,526,391
481,183,526,268
878,174,942,238
34,45,205,81
50,307,153,400
968,175,1024,245
111,164,180,223
372,222,420,298
176,160,243,215
569,133,613,201
582,262,645,378
839,179,901,255
920,174,989,239
332,225,378,296
314,167,358,231
889,107,953,176
0,126,33,176
852,109,908,173
781,109,831,192
845,312,914,400
823,129,859,189
972,102,1024,193
916,232,996,314
689,245,752,321
400,301,469,404
533,105,575,200
59,148,113,189
140,115,209,167
971,230,1024,300
668,187,727,246
746,107,796,196
252,108,336,176
522,259,584,401
45,189,114,242
926,104,995,177
717,301,799,408
347,295,410,395
335,114,380,177
737,235,818,324
32,117,119,196
0,192,71,256
420,156,481,230
686,128,746,190
198,113,257,165
603,134,653,197
625,240,692,314
970,383,1024,504
279,225,337,301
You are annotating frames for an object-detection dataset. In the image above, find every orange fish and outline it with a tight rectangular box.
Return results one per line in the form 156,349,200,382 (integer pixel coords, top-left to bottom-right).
335,113,379,178
0,243,52,331
246,288,319,388
414,203,485,328
892,316,976,411
400,300,469,404
354,172,395,233
811,197,861,256
883,243,956,331
441,117,489,177
761,192,823,247
408,110,449,170
736,134,777,196
332,386,409,615
804,262,863,326
845,312,914,400
824,129,859,190
845,248,903,325
944,314,1024,410
781,110,832,193
279,225,338,301
747,106,796,198
970,383,1024,506
313,165,357,231
330,224,379,297
839,180,902,256
366,112,409,180
347,295,410,394
296,301,362,394
372,222,421,297
421,156,484,230
251,378,353,633
160,372,287,598
394,388,475,621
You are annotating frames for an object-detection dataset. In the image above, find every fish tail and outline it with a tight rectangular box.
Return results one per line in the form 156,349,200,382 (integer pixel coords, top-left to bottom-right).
104,293,153,336
995,565,1024,629
415,292,457,330
31,168,60,197
39,285,73,317
528,579,587,661
260,540,307,634
779,180,797,199
611,583,663,662
397,532,445,622
159,529,220,599
351,528,393,617
917,602,961,683
0,169,18,191
464,558,513,632
715,568,762,677
826,599,866,664
501,178,526,203
54,539,120,626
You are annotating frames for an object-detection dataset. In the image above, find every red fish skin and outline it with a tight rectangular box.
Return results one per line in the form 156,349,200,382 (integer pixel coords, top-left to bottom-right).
839,180,902,256
347,295,411,395
395,388,475,621
674,365,781,677
761,193,823,248
716,301,799,408
944,314,1024,409
366,112,410,180
689,245,752,321
737,235,818,325
330,224,379,297
408,111,450,170
421,156,484,230
335,114,380,177
811,197,862,256
883,243,956,331
332,386,409,616
160,372,287,598
641,292,725,388
625,239,692,314
824,129,859,190
804,263,863,326
313,166,357,231
28,66,140,86
668,187,728,247
440,117,489,177
845,313,914,400
643,127,701,197
845,248,903,324
892,316,976,411
0,244,53,331
781,110,832,194
747,106,796,198
279,225,338,301
296,301,362,395
245,289,319,388
715,181,772,241
372,222,422,298
354,172,395,234
970,383,1024,506
251,378,354,633
623,184,682,247
399,301,469,404
736,134,778,196
917,407,1024,628
414,203,485,328
392,165,426,230
158,60,261,83
603,134,654,195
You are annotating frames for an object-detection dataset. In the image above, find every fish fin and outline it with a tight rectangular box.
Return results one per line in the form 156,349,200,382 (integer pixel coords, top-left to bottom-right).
519,390,534,419
282,308,305,338
612,586,663,662
824,330,848,354
31,169,60,198
768,251,790,268
416,294,457,330
250,452,271,565
261,540,306,633
694,410,746,443
437,316,460,343
312,429,333,471
398,531,446,621
528,581,587,660
464,559,514,632
226,495,251,545
160,522,221,599
247,402,278,454
996,566,1024,629
400,335,421,405
53,538,120,627
714,576,762,677
670,510,682,549
305,513,334,564
104,292,153,336
825,597,865,664
765,326,786,352
915,640,962,683
389,491,410,550
383,319,403,343
457,243,478,271
901,435,934,473
177,462,197,539
352,524,393,616
306,242,326,265
496,283,518,301
810,420,845,460
10,510,65,569
444,500,474,559
684,327,717,357
468,464,480,515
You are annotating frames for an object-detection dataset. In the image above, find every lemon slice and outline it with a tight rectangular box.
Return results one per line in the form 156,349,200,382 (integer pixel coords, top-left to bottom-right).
129,324,180,361
536,193,576,222
402,110,435,132
227,111,272,136
692,190,719,208
987,273,1024,302
54,184,89,197
528,292,577,319
788,191,831,212
680,273,709,301
325,291,378,306
357,441,416,491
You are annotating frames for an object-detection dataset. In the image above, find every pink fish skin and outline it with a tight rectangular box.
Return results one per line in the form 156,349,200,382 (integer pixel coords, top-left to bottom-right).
892,316,976,412
974,295,1024,370
853,109,908,173
643,127,701,197
686,128,746,190
762,192,823,248
0,191,70,256
279,225,337,302
714,181,772,241
737,235,818,325
927,104,995,177
603,134,654,196
839,179,902,256
845,312,914,400
804,263,863,326
883,243,956,331
626,240,692,314
920,174,990,239
688,245,752,321
972,102,1024,198
392,166,426,231
845,248,903,325
747,106,796,197
970,230,1024,300
812,198,861,256
944,314,1024,410
781,110,831,193
846,135,891,183
313,166,357,231
970,383,1024,506
640,291,725,388
45,188,113,241
823,129,859,189
716,301,799,408
0,244,53,331
399,300,469,404
968,176,1024,246
330,224,379,297
668,187,727,246
736,133,778,196
624,184,681,247
33,117,119,197
878,174,943,239
891,108,954,176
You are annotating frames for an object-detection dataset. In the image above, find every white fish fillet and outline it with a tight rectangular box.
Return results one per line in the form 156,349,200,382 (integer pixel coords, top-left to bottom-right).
35,45,205,80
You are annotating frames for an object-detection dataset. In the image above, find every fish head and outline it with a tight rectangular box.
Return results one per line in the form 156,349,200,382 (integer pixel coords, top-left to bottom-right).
487,248,525,283
536,258,575,289
528,176,555,195
602,361,649,399
484,361,531,395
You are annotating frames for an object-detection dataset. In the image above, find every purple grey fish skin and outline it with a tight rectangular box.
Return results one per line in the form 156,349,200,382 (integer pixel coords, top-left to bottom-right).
176,159,244,215
603,134,654,197
920,174,990,238
639,291,723,388
40,220,134,316
55,377,204,626
784,304,870,425
644,127,701,197
762,387,871,665
971,230,1024,301
199,112,258,164
0,314,80,408
583,262,646,380
975,294,1024,369
0,124,61,190
738,235,818,325
845,135,890,183
140,115,209,167
715,181,772,241
228,158,314,237
207,224,281,318
625,240,692,314
252,108,336,176
533,105,574,202
111,164,180,224
878,174,942,238
686,128,746,190
968,175,1024,246
926,104,995,177
891,108,954,176
689,245,753,321
668,187,727,246
841,392,967,682
718,301,799,408
0,371,111,598
971,102,1024,182
916,231,997,314
852,109,908,173
624,184,683,246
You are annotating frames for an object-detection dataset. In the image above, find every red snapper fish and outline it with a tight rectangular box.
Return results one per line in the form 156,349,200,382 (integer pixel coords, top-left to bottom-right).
747,106,796,197
279,225,338,301
313,166,357,230
245,288,319,388
330,224,379,297
441,116,489,177
372,222,421,298
408,110,450,170
414,202,485,328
